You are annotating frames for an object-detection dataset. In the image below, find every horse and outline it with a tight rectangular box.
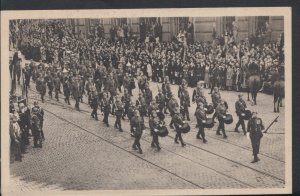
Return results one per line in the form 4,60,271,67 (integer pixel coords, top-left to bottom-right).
247,74,261,105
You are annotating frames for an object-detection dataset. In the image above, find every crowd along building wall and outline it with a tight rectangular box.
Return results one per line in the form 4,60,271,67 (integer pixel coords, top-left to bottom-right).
65,16,283,43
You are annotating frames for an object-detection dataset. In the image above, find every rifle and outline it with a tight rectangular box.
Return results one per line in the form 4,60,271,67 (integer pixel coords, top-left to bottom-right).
263,115,279,133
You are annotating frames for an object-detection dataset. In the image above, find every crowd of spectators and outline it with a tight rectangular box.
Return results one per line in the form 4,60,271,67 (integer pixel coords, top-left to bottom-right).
10,19,284,94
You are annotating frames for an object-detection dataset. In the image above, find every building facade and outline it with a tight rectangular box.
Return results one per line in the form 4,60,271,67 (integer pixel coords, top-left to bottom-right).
65,16,284,43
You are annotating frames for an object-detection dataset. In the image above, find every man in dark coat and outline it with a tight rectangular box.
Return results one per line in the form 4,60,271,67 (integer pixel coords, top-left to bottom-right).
247,112,264,163
90,90,99,121
173,107,186,147
235,94,247,135
131,110,145,154
195,102,207,143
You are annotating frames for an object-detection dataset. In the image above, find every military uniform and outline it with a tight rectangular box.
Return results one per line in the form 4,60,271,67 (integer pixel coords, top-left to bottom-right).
31,108,43,148
247,115,264,163
179,88,190,121
114,97,124,132
101,94,111,127
168,96,179,128
53,74,61,101
10,116,22,162
155,91,166,114
63,78,71,105
45,73,54,98
131,113,145,154
71,78,82,110
36,76,46,102
149,115,162,151
122,91,131,119
90,91,99,121
195,105,207,143
215,102,228,138
235,96,247,134
136,95,147,119
172,112,186,147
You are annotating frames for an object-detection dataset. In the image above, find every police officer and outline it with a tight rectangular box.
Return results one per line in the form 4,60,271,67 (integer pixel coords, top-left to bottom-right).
31,107,43,148
216,99,228,139
101,92,111,127
179,85,191,121
114,95,124,132
131,110,145,154
195,102,208,143
235,94,247,135
90,90,99,121
173,107,186,147
32,101,45,140
149,111,162,151
247,112,264,163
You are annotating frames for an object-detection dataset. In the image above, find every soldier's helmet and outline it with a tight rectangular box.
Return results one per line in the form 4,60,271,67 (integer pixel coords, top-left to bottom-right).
32,107,39,113
33,101,39,106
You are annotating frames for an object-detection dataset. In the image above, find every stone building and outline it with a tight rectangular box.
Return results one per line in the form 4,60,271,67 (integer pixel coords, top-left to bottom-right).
65,16,284,43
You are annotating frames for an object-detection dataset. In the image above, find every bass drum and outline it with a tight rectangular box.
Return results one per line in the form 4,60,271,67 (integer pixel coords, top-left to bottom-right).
204,118,214,128
241,110,252,120
157,125,169,137
205,104,214,114
224,114,233,124
180,123,190,133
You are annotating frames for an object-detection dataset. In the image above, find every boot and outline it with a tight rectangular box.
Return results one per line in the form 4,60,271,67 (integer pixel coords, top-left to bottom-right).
216,131,221,135
138,148,143,154
174,139,179,144
132,144,137,150
181,142,186,147
203,139,207,143
157,146,161,151
234,127,240,132
151,143,156,148
196,135,202,139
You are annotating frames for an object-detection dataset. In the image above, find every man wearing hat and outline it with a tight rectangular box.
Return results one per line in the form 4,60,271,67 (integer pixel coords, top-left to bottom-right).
211,86,221,122
31,107,43,148
195,102,208,143
235,93,247,135
136,92,147,120
36,74,46,102
22,63,31,89
162,76,171,114
131,110,145,154
168,93,179,129
155,88,166,115
114,95,124,132
10,113,22,161
216,99,228,138
247,112,264,163
172,107,186,147
32,101,45,140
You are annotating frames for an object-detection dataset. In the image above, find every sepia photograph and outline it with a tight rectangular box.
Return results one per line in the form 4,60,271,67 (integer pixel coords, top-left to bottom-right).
1,7,292,195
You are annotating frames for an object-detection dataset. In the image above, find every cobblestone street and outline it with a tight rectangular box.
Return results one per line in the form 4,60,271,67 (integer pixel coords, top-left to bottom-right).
8,53,286,192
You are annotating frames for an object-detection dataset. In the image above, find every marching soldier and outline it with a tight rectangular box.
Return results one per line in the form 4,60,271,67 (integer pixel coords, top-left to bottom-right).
131,110,145,154
71,77,81,110
122,89,131,120
136,93,147,120
63,77,71,105
247,112,264,163
53,73,61,101
155,88,166,114
101,92,111,127
85,77,94,105
31,107,43,148
179,85,191,121
144,84,153,113
149,111,162,151
36,74,46,102
192,82,205,104
168,93,179,129
18,102,30,150
22,63,31,88
173,107,186,147
162,76,172,114
90,89,99,121
195,102,208,143
177,79,187,98
45,71,54,98
32,101,45,140
114,95,124,132
148,100,158,118
235,94,247,135
211,87,221,122
216,99,228,139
